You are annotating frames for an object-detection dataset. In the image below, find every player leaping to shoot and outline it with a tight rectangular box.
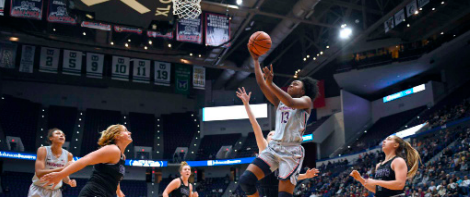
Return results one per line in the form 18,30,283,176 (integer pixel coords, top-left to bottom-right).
237,43,319,197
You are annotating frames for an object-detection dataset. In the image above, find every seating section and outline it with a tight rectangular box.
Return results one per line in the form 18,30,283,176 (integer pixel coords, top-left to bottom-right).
129,112,156,147
236,130,270,158
47,105,78,141
196,177,230,197
197,133,241,160
0,96,40,152
162,112,198,159
0,171,33,197
344,106,426,154
81,108,121,156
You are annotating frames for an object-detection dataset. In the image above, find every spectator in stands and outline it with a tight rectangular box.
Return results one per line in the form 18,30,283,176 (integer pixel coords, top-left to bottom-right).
350,135,421,197
163,161,198,197
458,176,470,195
28,128,77,197
41,124,131,197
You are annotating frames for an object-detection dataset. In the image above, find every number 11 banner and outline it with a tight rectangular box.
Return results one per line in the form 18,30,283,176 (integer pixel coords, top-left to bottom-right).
39,47,60,73
112,56,130,81
154,61,171,86
132,59,150,83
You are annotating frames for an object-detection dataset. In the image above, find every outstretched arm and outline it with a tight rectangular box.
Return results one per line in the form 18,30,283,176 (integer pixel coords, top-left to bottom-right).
298,168,320,180
41,145,121,188
237,87,268,152
249,47,280,107
262,65,312,110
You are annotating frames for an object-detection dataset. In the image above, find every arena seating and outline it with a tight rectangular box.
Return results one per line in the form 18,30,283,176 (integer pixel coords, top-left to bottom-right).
81,108,122,156
236,130,270,158
47,105,78,142
0,96,40,152
162,112,198,160
196,133,241,160
129,112,156,147
0,171,32,197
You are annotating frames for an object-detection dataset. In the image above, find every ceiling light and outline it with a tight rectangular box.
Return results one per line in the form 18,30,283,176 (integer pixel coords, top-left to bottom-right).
441,1,445,4
440,32,444,35
407,24,410,27
144,46,148,50
419,8,422,11
236,0,242,5
149,40,152,45
110,42,114,45
320,51,323,55
339,28,352,39
313,57,316,60
53,28,56,32
128,39,131,42
303,58,306,61
414,11,419,15
198,54,202,58
432,8,435,11
306,55,310,58
86,14,94,19
168,44,172,48
125,43,129,47
190,53,193,56
9,37,18,42
341,24,347,28
326,46,329,49
83,32,86,36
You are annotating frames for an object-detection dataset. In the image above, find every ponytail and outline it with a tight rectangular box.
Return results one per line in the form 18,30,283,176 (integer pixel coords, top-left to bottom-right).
393,136,422,179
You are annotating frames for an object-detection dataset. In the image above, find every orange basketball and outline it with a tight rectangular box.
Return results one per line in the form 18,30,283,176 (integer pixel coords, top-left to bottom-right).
248,31,271,56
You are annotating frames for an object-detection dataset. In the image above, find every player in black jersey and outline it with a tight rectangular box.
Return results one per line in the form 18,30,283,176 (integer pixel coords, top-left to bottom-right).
237,87,319,197
42,124,132,197
350,135,421,197
163,161,199,197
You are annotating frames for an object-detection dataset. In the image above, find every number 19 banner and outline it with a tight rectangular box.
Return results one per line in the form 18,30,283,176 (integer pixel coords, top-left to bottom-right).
193,65,205,90
154,61,171,86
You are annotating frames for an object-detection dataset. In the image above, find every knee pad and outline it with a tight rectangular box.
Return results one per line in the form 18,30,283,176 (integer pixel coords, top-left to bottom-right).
278,191,293,197
239,170,258,195
252,157,272,176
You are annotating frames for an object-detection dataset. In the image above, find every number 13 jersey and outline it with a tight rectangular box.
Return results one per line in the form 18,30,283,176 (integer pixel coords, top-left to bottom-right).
272,101,309,143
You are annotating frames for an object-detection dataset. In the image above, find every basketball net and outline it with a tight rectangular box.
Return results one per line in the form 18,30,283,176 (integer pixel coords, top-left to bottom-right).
172,0,202,19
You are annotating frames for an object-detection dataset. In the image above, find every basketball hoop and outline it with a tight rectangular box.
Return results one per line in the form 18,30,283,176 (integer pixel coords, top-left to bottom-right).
172,0,202,19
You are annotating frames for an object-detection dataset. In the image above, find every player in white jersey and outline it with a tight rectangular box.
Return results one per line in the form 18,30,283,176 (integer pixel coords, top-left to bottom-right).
238,48,319,197
28,128,77,197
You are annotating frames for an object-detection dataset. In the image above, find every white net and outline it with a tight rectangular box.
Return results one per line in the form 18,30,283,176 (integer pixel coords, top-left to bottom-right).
172,0,202,19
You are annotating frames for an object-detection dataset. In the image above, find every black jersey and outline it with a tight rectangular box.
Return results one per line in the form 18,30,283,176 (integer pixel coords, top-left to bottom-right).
374,156,404,197
79,145,126,197
170,178,192,197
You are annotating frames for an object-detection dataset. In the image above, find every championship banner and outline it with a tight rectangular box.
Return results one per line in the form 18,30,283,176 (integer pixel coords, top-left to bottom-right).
114,26,143,35
176,15,202,44
154,61,171,86
39,47,60,73
63,50,83,76
0,42,17,68
10,0,43,20
19,45,35,73
205,13,230,47
0,0,5,16
175,64,190,95
384,16,394,33
192,65,205,90
147,31,173,39
47,0,76,24
417,0,429,8
111,56,130,81
132,59,150,83
86,53,104,79
394,9,405,26
406,0,418,18
81,21,111,31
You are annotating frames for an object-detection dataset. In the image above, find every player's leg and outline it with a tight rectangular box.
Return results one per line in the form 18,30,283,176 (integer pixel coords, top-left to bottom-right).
240,154,277,197
277,145,304,197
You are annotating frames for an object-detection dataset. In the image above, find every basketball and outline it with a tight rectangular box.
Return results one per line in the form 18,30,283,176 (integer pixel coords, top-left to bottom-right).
248,31,272,56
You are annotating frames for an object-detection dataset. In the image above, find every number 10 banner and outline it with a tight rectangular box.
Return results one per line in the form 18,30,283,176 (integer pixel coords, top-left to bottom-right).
154,61,171,86
112,56,130,81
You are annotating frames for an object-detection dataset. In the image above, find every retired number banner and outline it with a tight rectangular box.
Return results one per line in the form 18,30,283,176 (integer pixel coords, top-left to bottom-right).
154,61,171,86
63,50,83,76
86,53,104,79
192,65,205,90
132,59,151,83
39,47,60,73
19,45,35,73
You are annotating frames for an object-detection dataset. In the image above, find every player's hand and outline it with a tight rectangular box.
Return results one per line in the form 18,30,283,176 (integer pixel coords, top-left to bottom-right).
305,168,320,178
236,87,252,103
117,189,125,197
40,172,65,189
350,170,362,181
262,64,274,85
247,44,259,61
193,191,199,197
68,179,77,187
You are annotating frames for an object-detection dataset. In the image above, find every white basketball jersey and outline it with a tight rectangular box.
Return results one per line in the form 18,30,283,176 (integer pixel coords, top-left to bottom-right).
32,146,69,190
272,101,309,143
